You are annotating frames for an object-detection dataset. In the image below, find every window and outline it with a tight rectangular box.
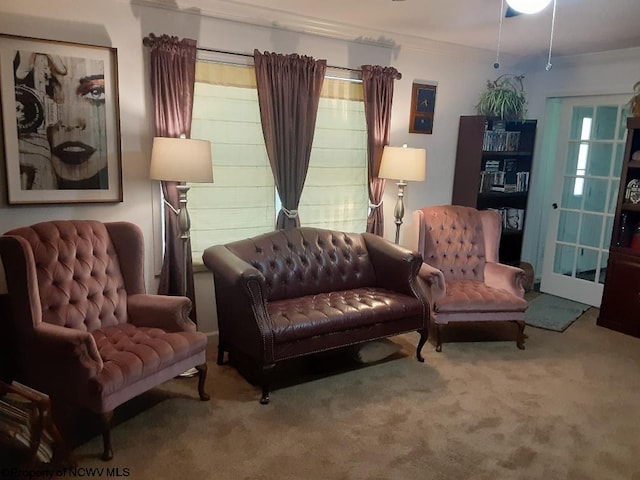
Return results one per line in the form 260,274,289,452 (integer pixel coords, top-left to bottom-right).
188,55,368,264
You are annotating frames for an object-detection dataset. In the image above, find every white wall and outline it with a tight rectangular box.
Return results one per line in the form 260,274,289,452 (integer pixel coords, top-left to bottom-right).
3,1,635,334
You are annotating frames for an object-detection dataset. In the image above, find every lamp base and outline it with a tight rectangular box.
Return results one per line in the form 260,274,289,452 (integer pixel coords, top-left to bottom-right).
393,181,407,244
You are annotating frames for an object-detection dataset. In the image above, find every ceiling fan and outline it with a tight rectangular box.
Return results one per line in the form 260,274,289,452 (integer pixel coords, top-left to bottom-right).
506,0,553,14
496,0,557,70
505,6,522,17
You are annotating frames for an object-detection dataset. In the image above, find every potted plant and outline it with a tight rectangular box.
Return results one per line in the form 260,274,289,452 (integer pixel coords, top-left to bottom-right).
475,74,527,122
629,81,640,117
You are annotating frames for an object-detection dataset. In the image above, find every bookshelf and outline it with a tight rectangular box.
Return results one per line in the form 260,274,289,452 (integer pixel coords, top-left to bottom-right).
597,117,640,338
452,115,537,265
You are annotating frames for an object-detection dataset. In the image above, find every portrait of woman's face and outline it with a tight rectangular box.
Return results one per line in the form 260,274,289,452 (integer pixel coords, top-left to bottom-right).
45,56,107,185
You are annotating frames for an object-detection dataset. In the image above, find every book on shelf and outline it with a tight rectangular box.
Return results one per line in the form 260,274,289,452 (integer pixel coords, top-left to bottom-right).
482,130,521,152
479,171,505,193
479,166,529,194
484,160,501,171
503,158,517,184
504,207,525,231
516,171,529,192
486,207,525,231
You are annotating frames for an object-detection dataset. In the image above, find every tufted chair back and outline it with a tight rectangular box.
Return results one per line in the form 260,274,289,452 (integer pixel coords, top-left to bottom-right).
225,227,377,301
412,205,502,282
4,220,133,332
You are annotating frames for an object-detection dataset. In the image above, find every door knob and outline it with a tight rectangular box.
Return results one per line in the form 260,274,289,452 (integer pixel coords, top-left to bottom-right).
552,203,558,209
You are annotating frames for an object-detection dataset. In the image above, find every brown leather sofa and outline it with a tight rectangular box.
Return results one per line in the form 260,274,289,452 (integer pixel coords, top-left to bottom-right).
203,227,429,404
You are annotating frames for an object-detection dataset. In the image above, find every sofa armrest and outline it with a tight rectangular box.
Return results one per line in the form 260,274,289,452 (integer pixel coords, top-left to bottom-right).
202,245,275,362
32,322,103,381
362,233,423,295
484,262,525,298
418,262,446,301
127,294,194,333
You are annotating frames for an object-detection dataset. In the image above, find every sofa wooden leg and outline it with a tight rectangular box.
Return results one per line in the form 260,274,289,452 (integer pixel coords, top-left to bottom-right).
260,388,270,405
99,411,114,461
435,324,443,352
259,364,275,405
416,329,428,362
515,320,526,350
196,363,210,401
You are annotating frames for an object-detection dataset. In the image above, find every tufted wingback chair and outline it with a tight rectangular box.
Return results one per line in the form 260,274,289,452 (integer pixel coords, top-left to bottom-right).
0,220,209,460
408,205,528,351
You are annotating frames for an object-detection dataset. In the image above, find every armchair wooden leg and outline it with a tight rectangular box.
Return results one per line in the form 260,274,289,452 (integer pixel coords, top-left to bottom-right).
195,363,210,401
435,324,443,352
99,411,114,461
515,320,526,350
416,329,428,362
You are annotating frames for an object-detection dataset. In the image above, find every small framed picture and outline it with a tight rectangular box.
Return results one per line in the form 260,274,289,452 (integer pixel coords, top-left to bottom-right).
0,34,122,204
409,82,436,134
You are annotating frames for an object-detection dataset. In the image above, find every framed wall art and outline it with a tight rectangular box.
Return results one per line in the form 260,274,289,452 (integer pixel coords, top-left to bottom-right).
408,82,436,135
0,34,122,204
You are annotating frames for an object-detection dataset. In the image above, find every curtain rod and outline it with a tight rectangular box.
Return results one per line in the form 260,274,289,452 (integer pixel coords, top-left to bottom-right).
197,46,363,75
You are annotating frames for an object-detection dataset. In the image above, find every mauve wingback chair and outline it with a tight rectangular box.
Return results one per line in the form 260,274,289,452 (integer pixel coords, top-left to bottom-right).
0,220,209,460
408,205,528,351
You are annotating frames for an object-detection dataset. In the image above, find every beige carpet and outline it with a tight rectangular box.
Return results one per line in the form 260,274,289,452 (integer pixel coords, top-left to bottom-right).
67,306,640,480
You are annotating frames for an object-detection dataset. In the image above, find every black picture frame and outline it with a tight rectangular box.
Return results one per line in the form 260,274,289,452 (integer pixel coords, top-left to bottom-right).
409,83,436,135
0,34,122,204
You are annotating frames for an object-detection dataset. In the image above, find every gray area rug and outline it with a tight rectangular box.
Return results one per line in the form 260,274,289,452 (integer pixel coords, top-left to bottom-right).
525,293,590,332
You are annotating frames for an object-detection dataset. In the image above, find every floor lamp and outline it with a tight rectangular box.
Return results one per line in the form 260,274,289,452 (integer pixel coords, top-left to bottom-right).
150,136,213,375
378,144,426,244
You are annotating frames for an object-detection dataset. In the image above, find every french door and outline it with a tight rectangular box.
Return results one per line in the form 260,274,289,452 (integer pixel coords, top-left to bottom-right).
540,95,629,306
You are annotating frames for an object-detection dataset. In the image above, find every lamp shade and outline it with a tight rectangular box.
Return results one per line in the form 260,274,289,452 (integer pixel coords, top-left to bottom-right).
150,137,213,183
378,145,426,182
506,0,552,14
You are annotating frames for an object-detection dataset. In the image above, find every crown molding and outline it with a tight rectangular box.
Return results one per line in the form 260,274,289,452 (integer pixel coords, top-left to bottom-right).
130,0,509,63
552,45,640,68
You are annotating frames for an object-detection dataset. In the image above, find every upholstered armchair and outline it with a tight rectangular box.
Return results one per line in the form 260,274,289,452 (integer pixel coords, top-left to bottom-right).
408,205,528,351
0,220,209,460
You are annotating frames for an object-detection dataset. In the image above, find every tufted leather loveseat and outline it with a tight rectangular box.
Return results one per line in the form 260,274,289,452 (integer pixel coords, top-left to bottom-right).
202,227,429,404
0,220,209,460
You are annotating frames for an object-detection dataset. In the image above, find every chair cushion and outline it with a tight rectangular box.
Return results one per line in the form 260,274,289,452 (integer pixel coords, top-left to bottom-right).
89,324,207,396
434,280,527,314
267,288,424,344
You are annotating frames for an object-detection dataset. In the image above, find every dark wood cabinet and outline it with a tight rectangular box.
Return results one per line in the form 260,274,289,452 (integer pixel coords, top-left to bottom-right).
597,117,640,337
452,116,537,265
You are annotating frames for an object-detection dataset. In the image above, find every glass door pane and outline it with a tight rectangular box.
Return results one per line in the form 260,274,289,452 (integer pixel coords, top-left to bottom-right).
542,95,628,306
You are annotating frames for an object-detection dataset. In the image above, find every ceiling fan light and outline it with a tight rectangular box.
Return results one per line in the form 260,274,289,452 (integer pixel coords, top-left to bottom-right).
505,0,552,14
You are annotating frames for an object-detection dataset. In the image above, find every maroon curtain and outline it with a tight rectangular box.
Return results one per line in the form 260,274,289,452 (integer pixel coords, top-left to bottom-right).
144,33,198,321
253,50,326,229
361,65,402,236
